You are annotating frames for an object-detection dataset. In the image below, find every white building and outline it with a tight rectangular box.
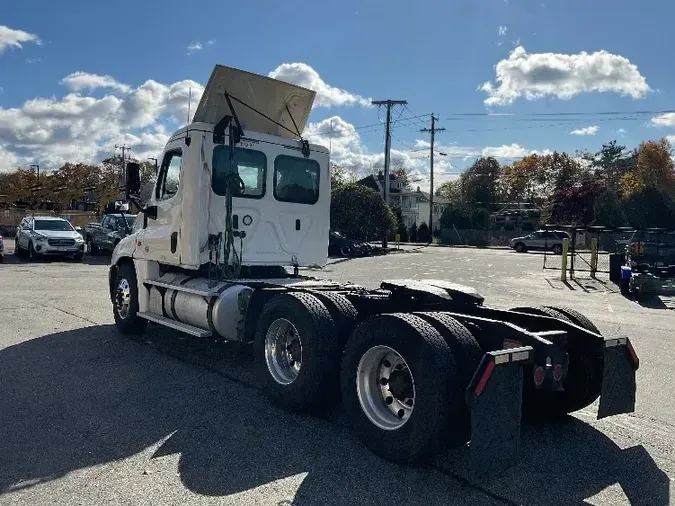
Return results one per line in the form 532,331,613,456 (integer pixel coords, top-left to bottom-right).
356,171,449,231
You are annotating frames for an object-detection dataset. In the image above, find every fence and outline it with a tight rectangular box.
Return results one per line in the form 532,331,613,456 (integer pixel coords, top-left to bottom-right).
0,209,98,236
542,225,636,277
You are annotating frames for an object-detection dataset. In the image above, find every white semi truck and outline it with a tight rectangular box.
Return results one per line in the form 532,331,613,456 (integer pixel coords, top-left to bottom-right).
109,64,639,478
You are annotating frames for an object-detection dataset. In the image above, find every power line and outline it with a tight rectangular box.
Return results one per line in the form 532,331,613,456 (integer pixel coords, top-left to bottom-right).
445,108,675,119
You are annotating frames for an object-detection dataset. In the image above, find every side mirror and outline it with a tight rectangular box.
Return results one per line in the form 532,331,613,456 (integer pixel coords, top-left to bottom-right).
126,162,141,198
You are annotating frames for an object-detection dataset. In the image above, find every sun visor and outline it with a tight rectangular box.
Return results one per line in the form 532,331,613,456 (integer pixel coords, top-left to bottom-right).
193,64,316,139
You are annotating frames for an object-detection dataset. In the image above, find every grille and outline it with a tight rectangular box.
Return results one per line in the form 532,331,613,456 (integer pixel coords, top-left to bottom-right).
47,239,76,246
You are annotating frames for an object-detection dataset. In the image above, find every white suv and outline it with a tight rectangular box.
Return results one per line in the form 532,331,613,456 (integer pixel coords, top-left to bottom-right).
15,216,85,261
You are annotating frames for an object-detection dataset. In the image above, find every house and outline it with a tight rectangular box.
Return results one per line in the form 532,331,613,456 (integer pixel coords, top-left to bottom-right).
356,171,450,230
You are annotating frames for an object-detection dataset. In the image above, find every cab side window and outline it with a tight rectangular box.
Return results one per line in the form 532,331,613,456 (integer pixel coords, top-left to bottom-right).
273,155,320,205
156,148,182,200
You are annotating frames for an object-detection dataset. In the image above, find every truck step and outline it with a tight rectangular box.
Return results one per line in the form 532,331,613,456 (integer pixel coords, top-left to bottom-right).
137,312,212,338
143,279,217,297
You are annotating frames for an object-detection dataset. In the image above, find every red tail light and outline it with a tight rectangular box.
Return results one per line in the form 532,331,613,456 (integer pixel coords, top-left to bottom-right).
533,366,545,386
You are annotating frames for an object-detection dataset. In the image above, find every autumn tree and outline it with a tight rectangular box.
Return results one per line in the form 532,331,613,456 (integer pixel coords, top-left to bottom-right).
500,154,545,203
633,138,675,191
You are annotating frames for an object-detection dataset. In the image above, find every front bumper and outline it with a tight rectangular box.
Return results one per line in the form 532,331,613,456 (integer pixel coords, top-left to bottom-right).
33,242,85,255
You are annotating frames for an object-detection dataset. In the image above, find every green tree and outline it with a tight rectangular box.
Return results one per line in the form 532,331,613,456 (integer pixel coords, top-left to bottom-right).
439,203,472,230
417,222,430,242
460,157,501,206
593,189,627,227
590,141,633,191
330,183,396,240
408,223,418,242
330,161,348,190
622,186,675,229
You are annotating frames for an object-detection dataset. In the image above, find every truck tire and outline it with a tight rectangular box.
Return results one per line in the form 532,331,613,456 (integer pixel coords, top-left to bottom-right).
254,292,340,413
414,311,483,445
113,262,148,335
340,313,464,464
311,291,358,347
513,305,603,418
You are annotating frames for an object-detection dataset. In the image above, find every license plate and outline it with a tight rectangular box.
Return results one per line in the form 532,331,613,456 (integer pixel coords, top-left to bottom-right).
56,247,71,252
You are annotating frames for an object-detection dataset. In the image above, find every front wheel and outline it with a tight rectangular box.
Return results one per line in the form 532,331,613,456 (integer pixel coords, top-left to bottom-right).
514,242,526,253
340,313,464,464
113,262,148,335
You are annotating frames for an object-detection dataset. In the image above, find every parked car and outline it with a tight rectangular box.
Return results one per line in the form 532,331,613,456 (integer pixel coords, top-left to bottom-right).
328,230,371,257
510,230,571,254
0,234,4,262
14,216,85,261
84,213,137,254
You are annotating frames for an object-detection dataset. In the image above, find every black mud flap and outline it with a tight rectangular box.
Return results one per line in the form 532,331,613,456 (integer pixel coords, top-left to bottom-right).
466,346,533,480
598,337,639,419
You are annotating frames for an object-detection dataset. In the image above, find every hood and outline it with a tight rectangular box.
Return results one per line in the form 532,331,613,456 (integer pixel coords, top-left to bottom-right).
34,230,82,239
193,64,316,139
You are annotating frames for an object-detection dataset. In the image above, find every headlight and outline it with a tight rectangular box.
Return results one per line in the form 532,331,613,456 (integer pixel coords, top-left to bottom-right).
75,235,84,243
34,234,48,242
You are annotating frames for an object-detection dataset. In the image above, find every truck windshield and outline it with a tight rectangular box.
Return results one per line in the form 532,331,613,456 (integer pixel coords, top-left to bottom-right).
212,146,266,198
34,219,74,231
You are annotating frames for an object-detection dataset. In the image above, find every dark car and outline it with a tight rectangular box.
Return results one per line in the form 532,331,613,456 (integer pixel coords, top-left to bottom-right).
84,213,136,254
328,230,371,257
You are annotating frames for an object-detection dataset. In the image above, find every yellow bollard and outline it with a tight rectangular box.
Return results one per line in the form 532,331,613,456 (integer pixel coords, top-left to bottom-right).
590,237,598,278
561,238,568,282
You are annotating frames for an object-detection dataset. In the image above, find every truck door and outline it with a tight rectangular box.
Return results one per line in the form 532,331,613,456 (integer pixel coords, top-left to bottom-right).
135,145,183,265
99,215,114,251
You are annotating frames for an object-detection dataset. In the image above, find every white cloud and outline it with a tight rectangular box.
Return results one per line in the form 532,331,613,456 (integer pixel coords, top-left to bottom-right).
60,72,131,93
206,40,216,46
0,72,203,171
480,46,651,106
0,25,41,53
667,135,675,145
0,145,18,172
569,125,599,136
187,42,202,55
269,63,370,108
651,112,675,127
498,26,508,36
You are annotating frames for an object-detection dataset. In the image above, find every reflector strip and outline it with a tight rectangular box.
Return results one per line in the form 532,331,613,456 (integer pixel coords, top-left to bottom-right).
475,361,495,396
511,351,530,363
605,337,627,348
627,340,640,370
495,354,509,365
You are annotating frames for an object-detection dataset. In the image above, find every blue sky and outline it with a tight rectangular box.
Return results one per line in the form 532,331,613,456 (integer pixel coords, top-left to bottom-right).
2,0,675,185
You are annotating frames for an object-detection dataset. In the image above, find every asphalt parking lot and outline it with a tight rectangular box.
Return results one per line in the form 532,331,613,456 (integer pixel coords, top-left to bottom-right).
1,240,674,506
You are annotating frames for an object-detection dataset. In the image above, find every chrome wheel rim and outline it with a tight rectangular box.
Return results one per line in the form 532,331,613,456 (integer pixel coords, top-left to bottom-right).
115,278,131,319
356,345,415,431
264,318,302,385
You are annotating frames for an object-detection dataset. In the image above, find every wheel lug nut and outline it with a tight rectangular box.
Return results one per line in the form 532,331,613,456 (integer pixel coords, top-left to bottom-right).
380,378,388,385
385,396,393,404
383,359,391,368
405,399,413,407
397,409,405,418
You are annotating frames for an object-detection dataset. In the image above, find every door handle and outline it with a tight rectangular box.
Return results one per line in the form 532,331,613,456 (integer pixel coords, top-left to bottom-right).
171,232,178,253
296,219,301,231
233,214,239,229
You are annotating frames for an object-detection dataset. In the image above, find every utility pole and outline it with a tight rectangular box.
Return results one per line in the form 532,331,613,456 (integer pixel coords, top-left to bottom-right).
372,99,407,248
115,144,130,187
420,114,445,240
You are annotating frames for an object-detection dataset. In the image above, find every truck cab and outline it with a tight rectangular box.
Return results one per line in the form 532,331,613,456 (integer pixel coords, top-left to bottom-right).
113,64,329,273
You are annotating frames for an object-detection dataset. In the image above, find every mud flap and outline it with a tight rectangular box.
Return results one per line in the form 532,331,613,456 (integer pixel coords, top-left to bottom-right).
466,346,533,480
598,337,639,419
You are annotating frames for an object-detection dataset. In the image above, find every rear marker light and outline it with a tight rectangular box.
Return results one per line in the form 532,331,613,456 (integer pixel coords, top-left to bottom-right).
552,364,563,382
533,366,545,386
474,361,495,396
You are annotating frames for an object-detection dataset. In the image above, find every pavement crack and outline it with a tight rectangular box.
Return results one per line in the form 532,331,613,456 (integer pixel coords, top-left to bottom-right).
46,305,99,325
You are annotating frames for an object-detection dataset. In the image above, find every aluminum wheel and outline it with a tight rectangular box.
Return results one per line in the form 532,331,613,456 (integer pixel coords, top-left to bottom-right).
356,345,416,431
265,318,302,385
115,278,131,320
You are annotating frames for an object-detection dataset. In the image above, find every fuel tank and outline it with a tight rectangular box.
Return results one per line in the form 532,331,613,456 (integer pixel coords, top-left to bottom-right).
149,273,253,341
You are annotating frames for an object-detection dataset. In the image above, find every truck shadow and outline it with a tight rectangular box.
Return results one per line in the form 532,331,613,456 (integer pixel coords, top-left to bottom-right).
0,325,670,506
